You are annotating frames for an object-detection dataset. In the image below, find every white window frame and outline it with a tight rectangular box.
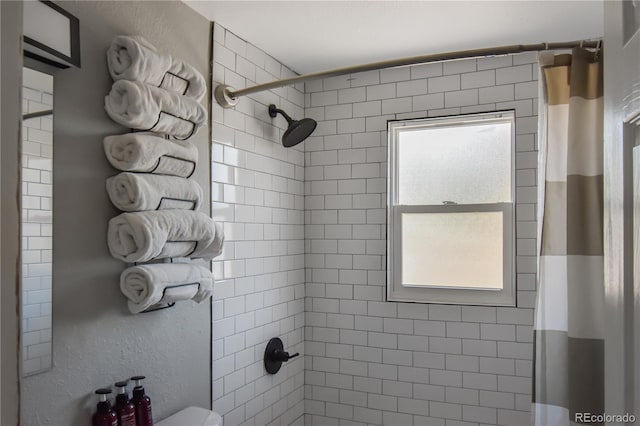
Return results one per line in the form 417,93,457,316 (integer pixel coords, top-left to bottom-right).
387,111,516,306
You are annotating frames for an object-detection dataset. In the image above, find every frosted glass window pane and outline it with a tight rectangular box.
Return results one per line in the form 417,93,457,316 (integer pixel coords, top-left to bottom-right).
401,211,503,289
398,121,511,205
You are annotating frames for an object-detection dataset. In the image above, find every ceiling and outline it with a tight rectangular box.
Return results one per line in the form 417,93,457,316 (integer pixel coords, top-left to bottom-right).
185,1,603,75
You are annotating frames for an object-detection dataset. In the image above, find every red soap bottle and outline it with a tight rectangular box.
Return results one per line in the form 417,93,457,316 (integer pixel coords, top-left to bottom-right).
92,388,118,426
114,381,137,426
131,376,153,426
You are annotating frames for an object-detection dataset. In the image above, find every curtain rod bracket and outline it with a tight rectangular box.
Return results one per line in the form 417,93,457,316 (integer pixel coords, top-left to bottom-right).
214,84,239,109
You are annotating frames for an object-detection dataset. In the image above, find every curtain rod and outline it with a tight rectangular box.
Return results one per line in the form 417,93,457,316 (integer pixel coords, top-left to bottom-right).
215,39,601,108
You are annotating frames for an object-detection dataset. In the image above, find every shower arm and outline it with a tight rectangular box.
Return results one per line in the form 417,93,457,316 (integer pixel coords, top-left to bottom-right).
268,104,293,123
214,39,601,108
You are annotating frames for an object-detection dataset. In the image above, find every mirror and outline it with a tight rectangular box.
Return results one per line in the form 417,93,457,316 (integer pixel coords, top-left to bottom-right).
624,0,640,43
21,66,53,376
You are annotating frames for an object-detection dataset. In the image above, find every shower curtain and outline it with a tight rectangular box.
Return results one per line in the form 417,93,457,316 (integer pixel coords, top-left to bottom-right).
533,48,604,425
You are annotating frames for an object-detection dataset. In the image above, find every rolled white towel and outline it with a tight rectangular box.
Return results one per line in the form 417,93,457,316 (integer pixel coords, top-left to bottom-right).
108,210,224,263
120,263,213,314
107,35,206,101
103,132,197,178
106,172,203,212
104,80,206,140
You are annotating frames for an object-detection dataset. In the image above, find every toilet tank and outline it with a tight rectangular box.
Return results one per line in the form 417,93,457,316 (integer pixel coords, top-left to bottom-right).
155,407,222,426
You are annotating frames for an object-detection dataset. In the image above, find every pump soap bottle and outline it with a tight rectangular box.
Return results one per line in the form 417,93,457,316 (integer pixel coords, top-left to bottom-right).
131,376,153,426
114,381,137,426
92,388,118,426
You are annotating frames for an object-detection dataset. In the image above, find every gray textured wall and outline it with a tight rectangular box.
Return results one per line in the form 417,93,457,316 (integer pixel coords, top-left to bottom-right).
1,2,23,424
21,2,212,425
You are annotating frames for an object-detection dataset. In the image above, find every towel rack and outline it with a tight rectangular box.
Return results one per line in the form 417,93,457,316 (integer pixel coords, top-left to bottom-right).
106,57,209,315
140,281,202,314
156,196,198,211
141,110,198,140
129,130,197,178
159,71,191,96
122,131,202,313
148,155,196,178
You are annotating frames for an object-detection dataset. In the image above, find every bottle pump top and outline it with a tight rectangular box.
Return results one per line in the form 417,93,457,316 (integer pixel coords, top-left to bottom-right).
115,381,128,394
95,388,112,402
114,381,131,406
131,375,145,389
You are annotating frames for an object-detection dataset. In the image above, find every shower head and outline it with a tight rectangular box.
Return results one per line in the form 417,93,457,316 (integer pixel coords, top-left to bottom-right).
268,104,317,148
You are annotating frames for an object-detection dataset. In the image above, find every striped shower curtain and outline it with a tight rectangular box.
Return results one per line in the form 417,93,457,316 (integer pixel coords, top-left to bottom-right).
533,48,604,425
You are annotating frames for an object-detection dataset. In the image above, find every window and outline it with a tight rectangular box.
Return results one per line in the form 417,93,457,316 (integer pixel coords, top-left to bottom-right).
387,111,516,306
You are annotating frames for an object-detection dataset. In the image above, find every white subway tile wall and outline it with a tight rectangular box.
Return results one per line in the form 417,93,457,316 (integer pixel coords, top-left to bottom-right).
21,76,54,376
212,25,538,425
303,54,538,426
212,24,305,426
